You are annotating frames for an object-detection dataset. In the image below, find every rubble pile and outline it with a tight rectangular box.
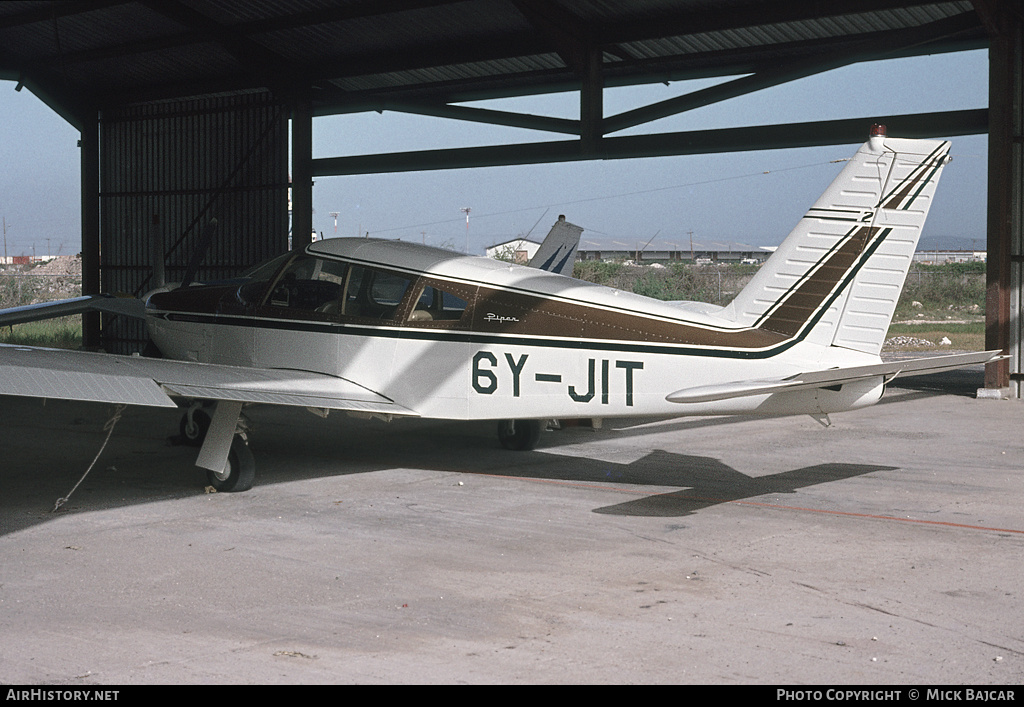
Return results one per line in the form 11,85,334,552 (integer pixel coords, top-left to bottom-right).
0,256,83,307
33,255,82,280
883,335,936,349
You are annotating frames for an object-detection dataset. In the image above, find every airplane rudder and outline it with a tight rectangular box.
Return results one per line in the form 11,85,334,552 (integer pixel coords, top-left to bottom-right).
726,131,952,354
828,136,953,354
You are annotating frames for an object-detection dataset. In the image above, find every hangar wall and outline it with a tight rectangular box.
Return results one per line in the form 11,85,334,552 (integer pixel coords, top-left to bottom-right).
97,93,289,354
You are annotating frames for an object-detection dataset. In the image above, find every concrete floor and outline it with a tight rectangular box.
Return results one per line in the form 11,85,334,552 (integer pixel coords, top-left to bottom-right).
1,368,1021,684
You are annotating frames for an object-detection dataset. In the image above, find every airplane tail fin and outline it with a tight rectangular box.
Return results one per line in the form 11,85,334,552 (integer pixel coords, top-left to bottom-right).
725,126,952,356
529,215,583,276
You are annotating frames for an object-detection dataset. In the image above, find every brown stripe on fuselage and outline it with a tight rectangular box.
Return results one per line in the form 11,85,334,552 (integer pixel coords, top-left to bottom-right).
473,286,785,350
757,226,879,337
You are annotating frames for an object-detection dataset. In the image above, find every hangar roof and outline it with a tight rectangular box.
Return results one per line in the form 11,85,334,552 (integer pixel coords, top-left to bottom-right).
0,1,987,128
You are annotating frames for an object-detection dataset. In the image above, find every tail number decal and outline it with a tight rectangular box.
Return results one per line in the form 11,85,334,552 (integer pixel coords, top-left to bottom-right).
472,351,643,406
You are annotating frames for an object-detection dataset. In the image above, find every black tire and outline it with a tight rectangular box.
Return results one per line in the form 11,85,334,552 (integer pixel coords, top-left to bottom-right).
497,419,542,451
179,408,211,447
206,436,256,492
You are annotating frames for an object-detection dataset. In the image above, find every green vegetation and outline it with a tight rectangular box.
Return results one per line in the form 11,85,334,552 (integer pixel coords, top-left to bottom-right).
0,317,82,349
573,260,755,304
631,264,720,302
572,260,625,287
489,243,522,264
895,262,985,321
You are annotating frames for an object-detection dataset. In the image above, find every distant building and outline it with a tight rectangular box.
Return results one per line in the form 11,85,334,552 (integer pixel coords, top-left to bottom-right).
485,238,542,264
0,255,55,265
576,237,771,264
912,250,986,264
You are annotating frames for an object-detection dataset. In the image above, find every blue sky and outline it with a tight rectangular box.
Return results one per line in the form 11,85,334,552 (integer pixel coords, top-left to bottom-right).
0,48,989,258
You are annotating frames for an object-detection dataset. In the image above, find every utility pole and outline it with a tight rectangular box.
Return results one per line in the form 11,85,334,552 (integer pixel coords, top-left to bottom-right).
461,207,471,253
2,216,7,265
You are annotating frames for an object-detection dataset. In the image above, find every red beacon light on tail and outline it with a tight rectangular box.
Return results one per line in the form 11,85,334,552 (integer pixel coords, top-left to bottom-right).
870,123,887,137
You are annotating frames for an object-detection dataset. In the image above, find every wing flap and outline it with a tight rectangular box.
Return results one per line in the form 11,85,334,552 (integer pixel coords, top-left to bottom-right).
667,350,1004,404
160,384,413,415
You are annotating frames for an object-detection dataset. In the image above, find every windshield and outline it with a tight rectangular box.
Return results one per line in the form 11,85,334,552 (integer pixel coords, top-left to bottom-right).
236,252,294,305
242,252,293,281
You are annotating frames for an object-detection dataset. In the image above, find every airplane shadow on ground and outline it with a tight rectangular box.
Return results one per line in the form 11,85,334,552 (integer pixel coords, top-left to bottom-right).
1,391,904,535
247,418,897,519
590,456,893,517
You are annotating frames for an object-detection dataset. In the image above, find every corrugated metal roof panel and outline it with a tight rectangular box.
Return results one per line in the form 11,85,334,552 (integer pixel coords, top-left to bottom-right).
618,1,976,61
331,53,567,93
256,2,532,63
0,1,986,111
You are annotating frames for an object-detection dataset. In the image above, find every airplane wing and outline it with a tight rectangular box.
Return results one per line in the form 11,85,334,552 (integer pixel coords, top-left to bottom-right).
666,350,1005,404
0,294,146,325
0,344,415,416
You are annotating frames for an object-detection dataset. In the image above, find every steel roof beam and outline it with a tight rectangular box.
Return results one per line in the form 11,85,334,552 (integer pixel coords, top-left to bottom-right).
304,11,982,136
311,108,987,176
376,101,580,135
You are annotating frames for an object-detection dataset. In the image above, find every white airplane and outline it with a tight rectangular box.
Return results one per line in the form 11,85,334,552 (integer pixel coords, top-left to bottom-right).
0,126,1001,493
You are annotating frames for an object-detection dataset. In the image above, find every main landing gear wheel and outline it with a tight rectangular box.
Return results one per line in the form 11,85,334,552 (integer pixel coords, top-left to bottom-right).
497,419,542,451
206,435,255,493
179,408,211,446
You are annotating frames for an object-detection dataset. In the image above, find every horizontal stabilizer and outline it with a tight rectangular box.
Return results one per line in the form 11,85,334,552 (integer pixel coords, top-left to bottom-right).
666,350,1004,404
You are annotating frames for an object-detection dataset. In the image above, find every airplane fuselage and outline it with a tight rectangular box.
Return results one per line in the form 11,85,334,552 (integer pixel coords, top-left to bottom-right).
146,238,885,422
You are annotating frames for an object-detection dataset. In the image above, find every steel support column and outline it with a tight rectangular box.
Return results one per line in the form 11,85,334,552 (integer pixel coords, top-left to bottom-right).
80,108,100,350
984,2,1023,396
291,99,313,249
580,48,603,155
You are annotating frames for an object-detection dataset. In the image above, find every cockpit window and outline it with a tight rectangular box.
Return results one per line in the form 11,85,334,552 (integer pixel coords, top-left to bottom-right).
404,278,474,327
239,254,469,326
342,265,412,319
265,255,347,312
408,285,468,323
237,252,349,313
